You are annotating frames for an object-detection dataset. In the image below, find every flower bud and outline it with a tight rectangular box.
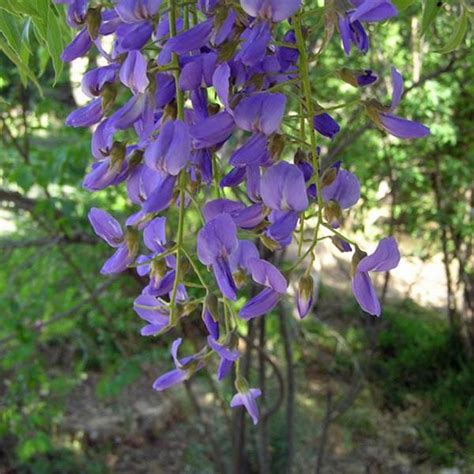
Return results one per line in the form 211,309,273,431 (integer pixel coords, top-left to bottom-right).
324,200,344,228
297,275,314,319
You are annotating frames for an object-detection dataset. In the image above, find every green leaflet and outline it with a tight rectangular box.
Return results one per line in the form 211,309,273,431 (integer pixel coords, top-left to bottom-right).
0,0,70,87
0,35,41,92
421,0,441,36
436,6,469,54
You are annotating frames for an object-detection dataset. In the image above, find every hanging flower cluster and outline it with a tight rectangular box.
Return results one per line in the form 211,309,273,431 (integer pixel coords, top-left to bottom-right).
57,0,429,425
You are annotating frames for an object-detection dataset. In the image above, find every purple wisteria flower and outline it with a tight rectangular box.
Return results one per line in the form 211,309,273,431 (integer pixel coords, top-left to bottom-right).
88,207,137,274
208,336,240,381
234,93,287,136
241,0,301,23
120,50,149,93
260,161,308,212
240,258,288,319
377,68,431,139
56,0,430,428
230,387,262,425
133,294,169,336
153,338,204,391
352,237,401,316
197,214,239,300
337,0,397,55
321,169,360,210
144,120,191,176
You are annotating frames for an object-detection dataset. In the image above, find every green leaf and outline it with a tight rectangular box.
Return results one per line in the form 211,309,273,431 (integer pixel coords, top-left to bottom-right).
421,0,442,36
436,6,469,54
46,4,65,82
0,35,41,92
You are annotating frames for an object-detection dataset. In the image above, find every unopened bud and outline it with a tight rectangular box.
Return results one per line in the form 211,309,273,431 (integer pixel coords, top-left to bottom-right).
297,275,314,319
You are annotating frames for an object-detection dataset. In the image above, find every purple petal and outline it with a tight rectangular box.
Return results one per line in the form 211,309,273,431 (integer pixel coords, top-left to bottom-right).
266,210,298,246
101,243,133,275
61,27,92,62
231,203,266,229
153,368,188,391
217,358,234,381
248,258,288,293
352,271,381,316
145,119,190,176
120,50,150,94
230,389,262,425
207,337,240,361
234,93,286,135
229,133,269,167
202,199,245,222
379,113,430,139
203,310,219,340
190,111,235,149
236,22,272,67
212,62,231,110
143,217,167,252
241,0,301,22
358,237,401,273
260,161,308,212
88,207,124,247
229,240,260,273
390,66,404,112
239,288,281,320
212,257,238,300
65,99,103,128
321,169,360,209
167,19,213,55
142,173,177,213
197,214,238,265
350,0,397,23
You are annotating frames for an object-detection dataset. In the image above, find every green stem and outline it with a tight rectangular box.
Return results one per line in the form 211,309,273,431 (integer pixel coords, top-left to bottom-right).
294,13,325,267
169,0,187,324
